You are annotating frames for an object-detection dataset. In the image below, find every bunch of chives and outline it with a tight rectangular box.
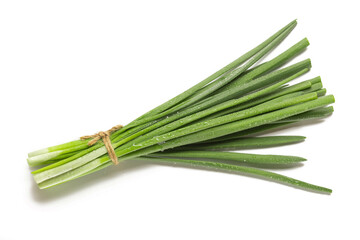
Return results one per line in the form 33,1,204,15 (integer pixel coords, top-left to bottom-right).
27,20,334,193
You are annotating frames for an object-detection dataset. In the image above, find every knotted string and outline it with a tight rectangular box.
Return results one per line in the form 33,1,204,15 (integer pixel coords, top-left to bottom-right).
80,125,123,165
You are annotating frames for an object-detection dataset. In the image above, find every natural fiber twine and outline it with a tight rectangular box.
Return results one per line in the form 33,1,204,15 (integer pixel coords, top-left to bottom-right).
80,125,123,165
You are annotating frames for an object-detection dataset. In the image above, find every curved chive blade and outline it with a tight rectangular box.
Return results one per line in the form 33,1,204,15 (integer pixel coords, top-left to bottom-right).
137,157,332,194
175,136,306,151
149,151,306,164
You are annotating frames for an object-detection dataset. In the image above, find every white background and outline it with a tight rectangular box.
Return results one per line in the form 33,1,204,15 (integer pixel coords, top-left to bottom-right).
0,0,359,239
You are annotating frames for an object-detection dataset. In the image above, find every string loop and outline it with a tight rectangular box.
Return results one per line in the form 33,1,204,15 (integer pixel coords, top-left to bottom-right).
81,125,123,165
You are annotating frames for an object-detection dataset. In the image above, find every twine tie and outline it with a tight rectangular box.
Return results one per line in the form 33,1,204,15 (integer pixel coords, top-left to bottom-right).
80,125,123,165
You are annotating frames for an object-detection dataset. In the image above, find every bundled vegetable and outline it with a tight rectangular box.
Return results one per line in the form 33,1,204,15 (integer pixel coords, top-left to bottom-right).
27,20,334,193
